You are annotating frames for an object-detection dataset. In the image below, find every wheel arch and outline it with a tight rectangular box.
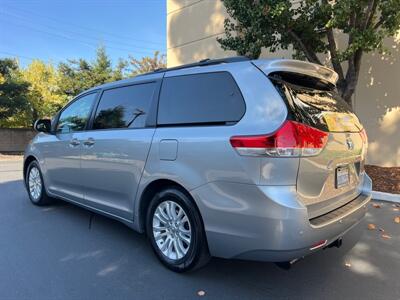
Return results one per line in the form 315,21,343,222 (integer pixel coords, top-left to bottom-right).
23,155,38,181
136,179,204,234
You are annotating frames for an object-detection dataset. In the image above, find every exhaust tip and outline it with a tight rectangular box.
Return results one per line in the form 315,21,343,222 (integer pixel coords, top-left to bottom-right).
327,237,343,249
275,258,301,270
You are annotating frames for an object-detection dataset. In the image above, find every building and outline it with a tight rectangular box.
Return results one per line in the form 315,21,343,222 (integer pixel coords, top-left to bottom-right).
167,0,400,166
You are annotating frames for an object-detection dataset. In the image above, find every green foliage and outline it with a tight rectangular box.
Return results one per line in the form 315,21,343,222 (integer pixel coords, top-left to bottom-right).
0,59,30,127
112,59,129,81
129,51,166,76
0,47,164,128
22,60,67,124
58,46,117,98
218,0,400,104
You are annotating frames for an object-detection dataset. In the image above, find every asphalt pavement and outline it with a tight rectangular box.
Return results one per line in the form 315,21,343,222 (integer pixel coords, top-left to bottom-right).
0,159,399,300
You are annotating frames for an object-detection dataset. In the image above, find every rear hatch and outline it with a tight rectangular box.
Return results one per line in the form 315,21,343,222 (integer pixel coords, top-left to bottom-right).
269,72,367,218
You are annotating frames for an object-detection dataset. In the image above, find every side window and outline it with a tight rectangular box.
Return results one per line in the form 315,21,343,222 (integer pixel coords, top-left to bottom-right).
157,72,245,125
93,83,155,130
56,93,97,134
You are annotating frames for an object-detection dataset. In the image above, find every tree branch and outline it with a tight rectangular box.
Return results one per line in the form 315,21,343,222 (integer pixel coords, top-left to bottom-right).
288,29,322,65
342,49,363,103
374,18,384,30
326,27,345,82
321,0,344,81
339,11,359,103
364,0,379,29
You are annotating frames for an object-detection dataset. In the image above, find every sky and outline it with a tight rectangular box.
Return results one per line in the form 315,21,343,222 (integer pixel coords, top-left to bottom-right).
0,0,166,67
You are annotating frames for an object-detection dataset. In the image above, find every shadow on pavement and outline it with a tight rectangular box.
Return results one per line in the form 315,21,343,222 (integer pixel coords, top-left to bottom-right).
0,179,399,300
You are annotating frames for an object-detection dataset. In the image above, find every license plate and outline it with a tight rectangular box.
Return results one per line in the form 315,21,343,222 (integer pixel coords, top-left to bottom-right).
336,166,349,188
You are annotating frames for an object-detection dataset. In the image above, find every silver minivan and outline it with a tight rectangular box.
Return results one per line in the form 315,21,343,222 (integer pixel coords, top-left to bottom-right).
24,57,372,272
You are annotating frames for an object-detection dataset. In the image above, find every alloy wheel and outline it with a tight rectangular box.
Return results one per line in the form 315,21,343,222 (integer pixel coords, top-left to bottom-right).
152,200,192,260
28,166,42,201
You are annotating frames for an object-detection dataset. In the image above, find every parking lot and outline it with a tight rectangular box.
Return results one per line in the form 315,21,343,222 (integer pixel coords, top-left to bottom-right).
0,159,399,300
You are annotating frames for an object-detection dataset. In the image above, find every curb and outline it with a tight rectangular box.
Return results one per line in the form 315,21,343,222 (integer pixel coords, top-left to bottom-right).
371,191,400,203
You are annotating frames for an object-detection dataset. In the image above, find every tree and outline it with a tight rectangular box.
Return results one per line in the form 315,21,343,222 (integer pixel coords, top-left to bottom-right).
129,51,166,76
0,47,166,127
58,46,117,98
0,59,30,127
91,46,113,84
58,58,94,97
218,0,400,105
112,58,129,81
22,60,67,124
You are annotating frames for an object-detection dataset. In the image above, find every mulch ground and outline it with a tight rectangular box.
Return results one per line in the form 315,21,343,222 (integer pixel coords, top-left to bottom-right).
365,165,400,194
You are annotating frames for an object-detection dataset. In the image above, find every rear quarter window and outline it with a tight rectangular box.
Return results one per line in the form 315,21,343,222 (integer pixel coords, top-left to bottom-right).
157,72,245,126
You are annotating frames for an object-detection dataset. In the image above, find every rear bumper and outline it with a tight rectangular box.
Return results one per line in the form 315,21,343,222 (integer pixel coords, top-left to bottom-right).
191,174,372,262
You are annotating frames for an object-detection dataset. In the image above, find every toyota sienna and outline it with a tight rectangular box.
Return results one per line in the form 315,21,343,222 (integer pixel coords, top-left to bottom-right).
24,57,372,272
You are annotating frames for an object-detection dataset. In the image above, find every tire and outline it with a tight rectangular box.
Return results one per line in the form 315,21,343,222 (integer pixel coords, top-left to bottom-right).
146,187,210,272
25,160,52,206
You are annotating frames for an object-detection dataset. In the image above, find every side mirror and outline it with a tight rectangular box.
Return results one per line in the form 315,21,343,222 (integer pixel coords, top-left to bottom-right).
34,119,52,133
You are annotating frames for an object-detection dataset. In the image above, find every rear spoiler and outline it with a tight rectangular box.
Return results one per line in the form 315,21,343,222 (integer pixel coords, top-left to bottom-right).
252,59,338,86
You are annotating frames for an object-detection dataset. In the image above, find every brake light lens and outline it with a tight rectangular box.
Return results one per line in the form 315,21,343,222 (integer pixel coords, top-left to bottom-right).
230,120,328,157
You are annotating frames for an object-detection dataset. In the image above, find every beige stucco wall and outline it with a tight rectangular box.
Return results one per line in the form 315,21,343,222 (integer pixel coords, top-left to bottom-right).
167,0,400,166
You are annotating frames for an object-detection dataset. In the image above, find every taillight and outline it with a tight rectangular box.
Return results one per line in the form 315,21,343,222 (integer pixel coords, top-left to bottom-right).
230,120,328,157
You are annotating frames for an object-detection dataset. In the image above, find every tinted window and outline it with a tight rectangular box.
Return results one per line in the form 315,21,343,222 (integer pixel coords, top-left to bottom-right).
158,72,245,125
56,93,96,134
93,83,155,129
272,79,362,132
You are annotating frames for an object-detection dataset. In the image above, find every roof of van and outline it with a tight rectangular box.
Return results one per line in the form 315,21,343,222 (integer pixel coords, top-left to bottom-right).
84,71,163,93
140,56,251,75
83,56,337,95
83,56,251,94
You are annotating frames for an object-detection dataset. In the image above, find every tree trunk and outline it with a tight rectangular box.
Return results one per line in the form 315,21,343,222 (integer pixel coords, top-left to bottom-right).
32,108,38,128
338,50,363,107
338,77,357,106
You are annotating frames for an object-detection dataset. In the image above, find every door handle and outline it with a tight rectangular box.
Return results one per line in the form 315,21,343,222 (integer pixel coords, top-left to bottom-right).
83,138,95,147
69,138,80,147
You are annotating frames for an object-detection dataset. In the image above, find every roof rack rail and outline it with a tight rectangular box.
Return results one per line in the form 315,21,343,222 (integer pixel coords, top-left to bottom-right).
138,56,250,76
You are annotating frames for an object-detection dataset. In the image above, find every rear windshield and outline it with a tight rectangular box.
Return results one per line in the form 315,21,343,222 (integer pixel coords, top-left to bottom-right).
271,78,362,132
